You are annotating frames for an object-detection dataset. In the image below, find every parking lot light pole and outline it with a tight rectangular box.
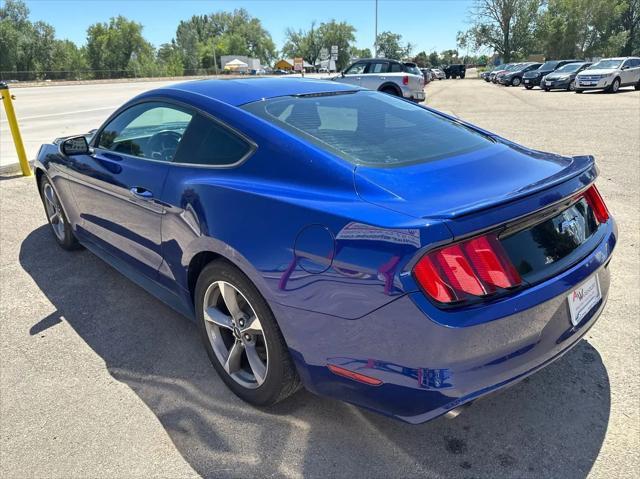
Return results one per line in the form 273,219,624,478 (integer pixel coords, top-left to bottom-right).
0,82,32,176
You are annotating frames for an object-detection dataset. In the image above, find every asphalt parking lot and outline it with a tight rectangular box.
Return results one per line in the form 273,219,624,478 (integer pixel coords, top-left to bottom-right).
1,78,638,478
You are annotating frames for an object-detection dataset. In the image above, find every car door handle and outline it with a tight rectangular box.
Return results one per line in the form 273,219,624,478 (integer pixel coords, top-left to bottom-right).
130,186,153,199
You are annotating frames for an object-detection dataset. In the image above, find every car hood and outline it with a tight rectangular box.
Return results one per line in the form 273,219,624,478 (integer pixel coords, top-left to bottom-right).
354,141,594,219
577,69,615,76
546,71,575,79
524,69,554,78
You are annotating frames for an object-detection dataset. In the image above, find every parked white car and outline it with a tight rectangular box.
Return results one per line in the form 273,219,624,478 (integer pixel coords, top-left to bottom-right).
431,68,446,80
332,58,425,102
575,57,640,93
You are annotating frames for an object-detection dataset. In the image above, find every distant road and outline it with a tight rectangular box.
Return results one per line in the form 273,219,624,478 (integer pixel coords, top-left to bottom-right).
0,74,334,171
1,80,179,170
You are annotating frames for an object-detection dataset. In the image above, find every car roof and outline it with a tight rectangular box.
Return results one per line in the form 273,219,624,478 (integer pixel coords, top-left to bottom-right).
162,78,362,107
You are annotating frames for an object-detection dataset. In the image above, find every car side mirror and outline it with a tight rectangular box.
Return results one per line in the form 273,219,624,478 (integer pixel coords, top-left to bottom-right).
60,136,90,156
622,65,629,70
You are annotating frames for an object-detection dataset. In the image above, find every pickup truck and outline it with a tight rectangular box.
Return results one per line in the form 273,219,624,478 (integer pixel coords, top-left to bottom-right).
332,58,425,102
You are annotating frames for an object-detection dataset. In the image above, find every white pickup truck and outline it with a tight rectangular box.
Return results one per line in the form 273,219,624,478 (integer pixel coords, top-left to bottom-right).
332,58,425,102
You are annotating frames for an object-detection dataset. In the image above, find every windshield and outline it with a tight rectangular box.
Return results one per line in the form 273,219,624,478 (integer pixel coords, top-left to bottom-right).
242,91,493,167
589,59,622,70
556,63,583,73
539,61,560,70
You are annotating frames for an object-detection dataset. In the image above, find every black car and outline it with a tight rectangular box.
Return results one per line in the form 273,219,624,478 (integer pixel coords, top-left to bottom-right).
443,64,466,79
498,62,542,86
542,62,593,91
522,59,583,89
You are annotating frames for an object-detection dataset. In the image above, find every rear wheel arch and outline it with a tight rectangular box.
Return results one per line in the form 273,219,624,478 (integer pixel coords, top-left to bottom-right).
378,82,402,96
187,250,224,304
35,167,46,194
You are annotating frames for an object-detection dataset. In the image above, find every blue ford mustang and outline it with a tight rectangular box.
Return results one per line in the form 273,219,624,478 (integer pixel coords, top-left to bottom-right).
34,78,616,423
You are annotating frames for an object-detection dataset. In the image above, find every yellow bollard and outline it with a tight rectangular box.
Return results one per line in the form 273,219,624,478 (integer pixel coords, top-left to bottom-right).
1,82,32,176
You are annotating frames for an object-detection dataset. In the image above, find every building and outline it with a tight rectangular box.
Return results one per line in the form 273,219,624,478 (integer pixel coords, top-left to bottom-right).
274,58,314,72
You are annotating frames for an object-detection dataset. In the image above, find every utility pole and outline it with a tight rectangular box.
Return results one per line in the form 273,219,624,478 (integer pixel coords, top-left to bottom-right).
374,0,378,57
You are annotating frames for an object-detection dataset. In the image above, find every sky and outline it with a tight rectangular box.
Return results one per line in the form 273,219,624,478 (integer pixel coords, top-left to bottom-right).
24,0,475,54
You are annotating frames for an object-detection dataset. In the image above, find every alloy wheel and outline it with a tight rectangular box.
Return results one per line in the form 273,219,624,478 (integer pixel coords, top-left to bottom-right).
612,79,620,93
203,281,268,389
43,183,65,241
569,80,576,91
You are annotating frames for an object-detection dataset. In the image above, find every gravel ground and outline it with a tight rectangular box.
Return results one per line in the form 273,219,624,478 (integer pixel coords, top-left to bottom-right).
1,78,638,479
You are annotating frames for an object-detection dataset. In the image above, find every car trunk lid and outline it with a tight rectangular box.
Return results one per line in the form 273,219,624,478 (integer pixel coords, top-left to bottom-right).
354,141,595,220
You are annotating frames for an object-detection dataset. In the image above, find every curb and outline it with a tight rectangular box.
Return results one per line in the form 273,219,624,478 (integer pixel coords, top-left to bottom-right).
0,160,33,176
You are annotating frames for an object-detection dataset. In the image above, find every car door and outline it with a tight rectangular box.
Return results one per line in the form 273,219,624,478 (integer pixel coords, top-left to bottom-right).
361,61,390,90
67,101,194,279
622,58,640,85
335,61,367,86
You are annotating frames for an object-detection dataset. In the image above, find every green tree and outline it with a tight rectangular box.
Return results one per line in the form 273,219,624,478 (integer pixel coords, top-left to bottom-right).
282,21,323,67
440,49,460,65
49,40,88,79
428,51,441,67
158,42,184,76
375,31,413,59
175,9,275,72
411,51,429,67
350,46,372,59
316,20,356,70
86,16,156,78
464,0,542,62
0,1,61,79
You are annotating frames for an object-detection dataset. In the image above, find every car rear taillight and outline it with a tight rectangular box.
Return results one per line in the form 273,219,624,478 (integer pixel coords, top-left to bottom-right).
402,75,409,85
583,184,610,224
413,233,521,305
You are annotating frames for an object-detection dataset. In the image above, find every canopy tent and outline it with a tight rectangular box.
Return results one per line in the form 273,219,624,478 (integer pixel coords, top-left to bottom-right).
224,58,249,70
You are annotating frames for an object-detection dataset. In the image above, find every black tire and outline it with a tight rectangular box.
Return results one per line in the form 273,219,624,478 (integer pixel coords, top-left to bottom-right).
567,80,576,92
511,77,522,87
606,77,620,93
575,89,584,93
39,175,80,250
195,259,301,406
525,84,533,90
635,82,640,90
380,86,401,97
544,87,550,92
460,74,465,79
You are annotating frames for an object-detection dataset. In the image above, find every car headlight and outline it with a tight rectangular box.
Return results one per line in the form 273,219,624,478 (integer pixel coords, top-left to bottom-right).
557,75,569,80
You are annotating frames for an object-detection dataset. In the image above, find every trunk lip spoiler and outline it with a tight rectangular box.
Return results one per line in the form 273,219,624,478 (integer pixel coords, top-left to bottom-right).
424,154,596,220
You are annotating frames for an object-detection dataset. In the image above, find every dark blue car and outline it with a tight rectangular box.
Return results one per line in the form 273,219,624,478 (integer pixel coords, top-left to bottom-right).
34,78,616,423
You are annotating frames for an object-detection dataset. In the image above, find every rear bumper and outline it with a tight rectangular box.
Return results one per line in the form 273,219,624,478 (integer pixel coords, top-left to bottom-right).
277,219,617,423
405,90,426,102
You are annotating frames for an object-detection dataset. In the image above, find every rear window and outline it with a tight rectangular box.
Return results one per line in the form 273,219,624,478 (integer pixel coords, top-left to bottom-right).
242,91,493,167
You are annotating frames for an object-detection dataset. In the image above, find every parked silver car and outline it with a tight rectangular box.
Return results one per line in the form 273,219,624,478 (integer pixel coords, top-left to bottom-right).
575,57,640,93
431,68,446,80
332,58,425,102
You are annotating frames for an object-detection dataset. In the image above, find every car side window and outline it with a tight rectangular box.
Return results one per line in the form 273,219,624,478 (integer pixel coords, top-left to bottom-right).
98,102,193,162
367,62,389,74
344,62,367,75
173,114,252,166
389,63,403,73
